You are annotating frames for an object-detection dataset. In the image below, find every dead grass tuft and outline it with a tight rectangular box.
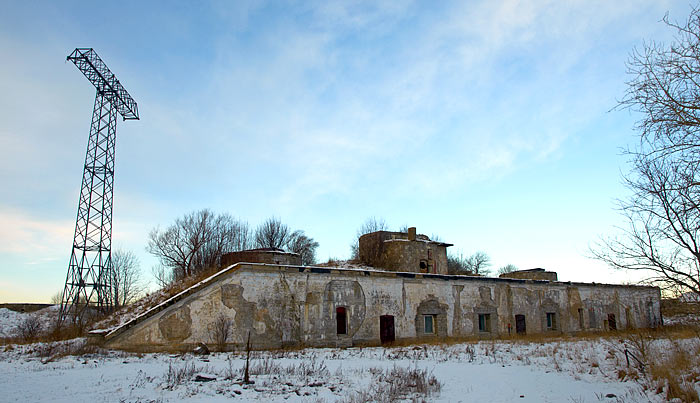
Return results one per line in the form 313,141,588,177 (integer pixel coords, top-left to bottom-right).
163,361,201,389
342,365,441,403
647,343,700,402
317,258,345,267
92,266,224,331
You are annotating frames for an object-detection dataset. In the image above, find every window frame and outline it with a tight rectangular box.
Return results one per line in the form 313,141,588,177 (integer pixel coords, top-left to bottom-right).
478,313,491,333
423,314,435,334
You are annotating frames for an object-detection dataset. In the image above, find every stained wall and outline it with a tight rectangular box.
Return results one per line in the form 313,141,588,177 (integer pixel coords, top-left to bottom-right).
101,264,662,352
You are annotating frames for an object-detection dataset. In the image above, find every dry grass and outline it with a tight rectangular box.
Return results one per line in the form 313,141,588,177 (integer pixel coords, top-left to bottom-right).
316,258,346,267
1,316,89,346
645,340,700,402
3,337,105,363
163,361,210,390
92,266,224,331
341,365,441,403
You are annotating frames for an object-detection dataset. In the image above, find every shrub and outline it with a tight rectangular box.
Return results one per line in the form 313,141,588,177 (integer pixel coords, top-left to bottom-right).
209,313,233,351
16,316,42,343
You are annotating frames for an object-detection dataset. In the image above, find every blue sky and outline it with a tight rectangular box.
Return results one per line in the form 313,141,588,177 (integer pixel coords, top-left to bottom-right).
0,0,693,302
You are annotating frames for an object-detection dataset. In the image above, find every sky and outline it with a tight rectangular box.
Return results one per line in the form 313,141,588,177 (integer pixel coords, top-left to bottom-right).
0,0,694,303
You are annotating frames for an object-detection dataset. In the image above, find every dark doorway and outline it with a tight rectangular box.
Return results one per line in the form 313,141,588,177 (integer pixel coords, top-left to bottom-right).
336,307,347,335
607,313,617,330
515,314,526,334
380,315,395,343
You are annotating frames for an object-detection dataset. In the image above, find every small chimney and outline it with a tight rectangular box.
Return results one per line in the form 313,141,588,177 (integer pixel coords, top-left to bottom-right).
408,227,417,241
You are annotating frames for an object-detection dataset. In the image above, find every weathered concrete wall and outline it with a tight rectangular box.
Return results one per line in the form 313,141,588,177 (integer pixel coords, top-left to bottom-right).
358,230,450,274
221,249,301,266
101,264,662,352
381,240,449,274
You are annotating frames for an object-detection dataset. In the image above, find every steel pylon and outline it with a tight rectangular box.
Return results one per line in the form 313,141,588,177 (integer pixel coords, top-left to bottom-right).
59,48,139,324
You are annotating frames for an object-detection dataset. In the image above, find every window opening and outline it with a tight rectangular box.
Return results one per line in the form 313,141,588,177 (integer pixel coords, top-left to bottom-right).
478,313,491,332
578,308,584,329
607,313,617,330
546,312,557,330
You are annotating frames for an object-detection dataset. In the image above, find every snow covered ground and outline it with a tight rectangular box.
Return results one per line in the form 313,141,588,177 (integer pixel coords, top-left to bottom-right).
1,307,699,402
0,337,672,402
0,308,25,337
0,305,58,338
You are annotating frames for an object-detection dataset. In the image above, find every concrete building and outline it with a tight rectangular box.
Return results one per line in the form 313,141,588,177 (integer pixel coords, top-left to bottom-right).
221,248,301,267
92,229,662,352
359,227,452,274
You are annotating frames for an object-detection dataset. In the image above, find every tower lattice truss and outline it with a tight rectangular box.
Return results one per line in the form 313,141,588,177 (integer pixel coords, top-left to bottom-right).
60,48,139,323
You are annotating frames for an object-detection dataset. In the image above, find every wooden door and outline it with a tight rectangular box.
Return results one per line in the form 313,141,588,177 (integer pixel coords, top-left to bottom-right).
336,307,347,335
515,314,526,334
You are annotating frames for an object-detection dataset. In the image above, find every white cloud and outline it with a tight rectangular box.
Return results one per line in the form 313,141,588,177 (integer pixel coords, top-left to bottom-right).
0,209,73,255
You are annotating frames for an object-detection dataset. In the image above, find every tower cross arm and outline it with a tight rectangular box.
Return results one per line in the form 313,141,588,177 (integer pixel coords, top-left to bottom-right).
67,48,139,120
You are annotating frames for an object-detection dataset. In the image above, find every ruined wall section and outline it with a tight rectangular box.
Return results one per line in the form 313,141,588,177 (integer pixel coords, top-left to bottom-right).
381,240,448,274
221,249,301,267
359,230,449,274
102,265,662,352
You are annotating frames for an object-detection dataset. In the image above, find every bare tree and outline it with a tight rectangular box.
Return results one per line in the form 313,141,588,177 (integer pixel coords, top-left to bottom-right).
254,217,291,249
617,6,700,162
351,217,388,259
497,264,518,276
594,5,700,297
254,218,319,264
50,290,63,305
16,316,42,342
194,213,252,269
110,249,143,307
593,156,700,295
151,265,174,288
465,251,492,276
447,253,469,274
149,212,319,285
288,230,319,265
148,209,213,279
148,209,251,283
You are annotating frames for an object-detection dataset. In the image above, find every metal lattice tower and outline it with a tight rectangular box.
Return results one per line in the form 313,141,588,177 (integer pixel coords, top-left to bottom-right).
59,48,139,324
